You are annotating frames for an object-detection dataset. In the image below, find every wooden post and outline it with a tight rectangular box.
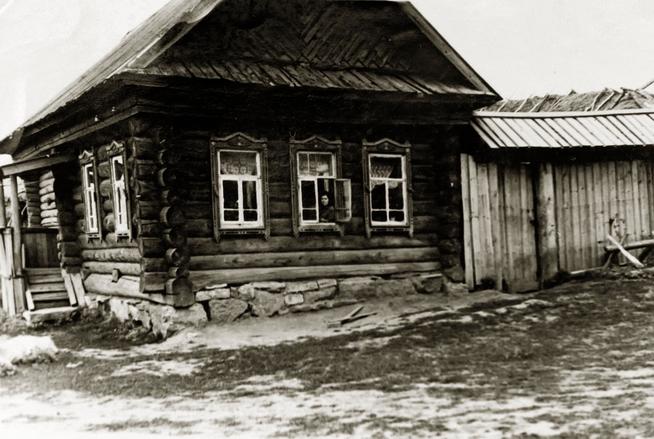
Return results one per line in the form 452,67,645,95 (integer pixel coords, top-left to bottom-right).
9,175,25,313
0,179,6,229
536,163,558,286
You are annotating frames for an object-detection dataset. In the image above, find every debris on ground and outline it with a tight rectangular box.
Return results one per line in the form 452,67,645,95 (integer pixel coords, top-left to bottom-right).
327,305,377,327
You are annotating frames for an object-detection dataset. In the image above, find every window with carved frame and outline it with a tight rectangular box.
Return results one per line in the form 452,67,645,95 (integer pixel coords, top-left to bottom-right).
79,150,101,237
362,139,413,238
107,141,131,238
290,137,351,237
210,133,270,240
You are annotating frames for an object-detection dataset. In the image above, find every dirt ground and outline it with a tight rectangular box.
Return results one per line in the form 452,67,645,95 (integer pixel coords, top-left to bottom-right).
3,277,654,438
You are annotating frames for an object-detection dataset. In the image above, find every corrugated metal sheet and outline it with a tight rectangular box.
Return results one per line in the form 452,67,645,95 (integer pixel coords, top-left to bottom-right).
472,109,654,148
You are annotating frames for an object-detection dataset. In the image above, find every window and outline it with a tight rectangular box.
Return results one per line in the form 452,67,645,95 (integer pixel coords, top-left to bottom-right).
79,153,100,236
369,154,407,225
110,154,130,236
210,133,269,239
290,137,351,236
217,150,263,227
363,139,413,237
298,152,336,225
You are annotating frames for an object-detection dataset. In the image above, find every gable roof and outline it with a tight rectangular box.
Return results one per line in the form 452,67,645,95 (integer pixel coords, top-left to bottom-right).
1,0,498,155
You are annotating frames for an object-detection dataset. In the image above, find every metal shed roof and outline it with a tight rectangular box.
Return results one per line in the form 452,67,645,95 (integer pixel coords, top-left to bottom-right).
472,109,654,149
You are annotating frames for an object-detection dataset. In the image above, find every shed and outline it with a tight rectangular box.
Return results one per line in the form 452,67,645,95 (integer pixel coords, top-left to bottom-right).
464,89,654,292
0,0,498,321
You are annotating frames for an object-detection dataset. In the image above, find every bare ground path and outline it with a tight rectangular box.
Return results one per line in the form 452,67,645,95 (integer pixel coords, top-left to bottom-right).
2,278,654,437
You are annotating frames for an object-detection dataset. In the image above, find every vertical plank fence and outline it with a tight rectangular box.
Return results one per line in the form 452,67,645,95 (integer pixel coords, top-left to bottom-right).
461,154,539,292
462,154,654,292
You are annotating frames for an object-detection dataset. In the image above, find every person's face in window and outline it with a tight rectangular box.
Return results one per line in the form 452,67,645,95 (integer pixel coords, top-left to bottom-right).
320,194,330,206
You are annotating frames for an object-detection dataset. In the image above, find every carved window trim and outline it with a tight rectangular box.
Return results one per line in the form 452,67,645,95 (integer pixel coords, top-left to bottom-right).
210,133,270,241
289,136,346,237
362,138,413,238
79,149,102,238
107,141,133,240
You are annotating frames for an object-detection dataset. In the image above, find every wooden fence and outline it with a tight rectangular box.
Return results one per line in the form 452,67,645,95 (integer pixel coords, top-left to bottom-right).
462,154,654,292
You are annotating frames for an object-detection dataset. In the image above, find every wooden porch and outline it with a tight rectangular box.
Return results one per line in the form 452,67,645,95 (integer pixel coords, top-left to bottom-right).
0,154,86,321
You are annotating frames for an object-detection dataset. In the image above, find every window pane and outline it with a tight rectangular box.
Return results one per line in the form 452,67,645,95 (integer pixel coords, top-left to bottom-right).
224,210,239,221
243,210,258,222
299,153,310,175
222,180,239,209
242,181,258,210
303,209,317,221
389,211,405,223
300,152,334,176
220,151,258,176
388,182,404,210
301,180,316,208
312,153,333,176
372,210,387,222
86,165,94,185
370,156,403,179
113,157,124,182
371,182,387,209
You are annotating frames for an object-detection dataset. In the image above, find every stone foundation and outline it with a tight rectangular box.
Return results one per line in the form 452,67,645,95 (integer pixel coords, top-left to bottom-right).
92,271,458,338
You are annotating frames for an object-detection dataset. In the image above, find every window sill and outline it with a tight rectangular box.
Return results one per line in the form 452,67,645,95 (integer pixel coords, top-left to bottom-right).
298,224,341,234
219,228,267,237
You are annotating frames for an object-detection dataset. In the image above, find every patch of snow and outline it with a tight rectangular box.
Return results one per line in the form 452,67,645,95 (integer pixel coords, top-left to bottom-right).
0,335,57,370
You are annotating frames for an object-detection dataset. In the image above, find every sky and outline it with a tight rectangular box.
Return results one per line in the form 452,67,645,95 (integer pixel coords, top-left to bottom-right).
1,0,654,144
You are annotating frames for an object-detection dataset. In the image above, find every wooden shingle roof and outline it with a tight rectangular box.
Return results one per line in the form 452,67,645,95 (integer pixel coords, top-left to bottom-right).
1,0,498,153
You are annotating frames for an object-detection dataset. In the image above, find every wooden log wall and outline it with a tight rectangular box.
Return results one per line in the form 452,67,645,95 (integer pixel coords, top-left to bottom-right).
22,177,41,227
167,125,449,291
53,163,82,269
128,119,193,306
39,170,58,228
75,137,139,297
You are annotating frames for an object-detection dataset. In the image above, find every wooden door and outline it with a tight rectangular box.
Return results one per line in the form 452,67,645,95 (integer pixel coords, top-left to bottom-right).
22,228,59,268
461,154,539,293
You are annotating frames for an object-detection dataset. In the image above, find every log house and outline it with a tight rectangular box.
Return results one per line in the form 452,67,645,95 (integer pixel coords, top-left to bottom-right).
0,0,499,318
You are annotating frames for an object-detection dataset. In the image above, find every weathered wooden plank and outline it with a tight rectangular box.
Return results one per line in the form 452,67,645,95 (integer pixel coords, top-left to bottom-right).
70,272,87,306
638,160,651,240
519,165,535,286
82,261,141,276
31,291,69,302
623,161,635,245
488,162,503,290
477,162,495,284
191,261,441,290
460,154,475,288
84,273,141,297
467,155,483,285
80,248,141,262
632,160,643,240
61,271,78,306
190,247,440,270
537,163,557,283
188,233,439,256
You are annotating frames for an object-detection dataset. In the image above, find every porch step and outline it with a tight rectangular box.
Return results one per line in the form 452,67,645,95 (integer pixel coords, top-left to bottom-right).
23,306,78,325
25,268,61,276
28,274,66,284
29,282,67,294
24,268,77,311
